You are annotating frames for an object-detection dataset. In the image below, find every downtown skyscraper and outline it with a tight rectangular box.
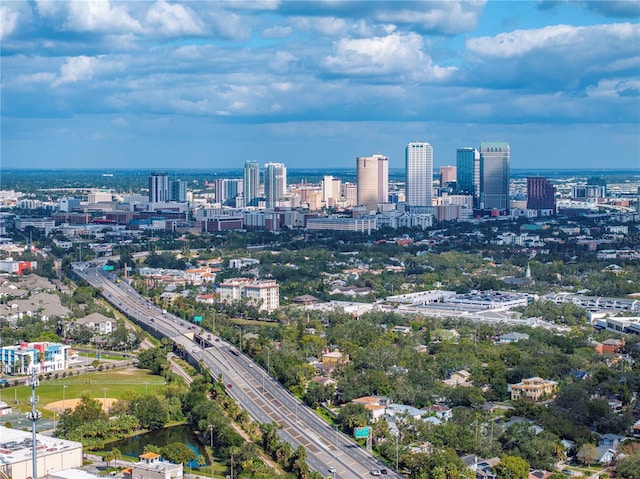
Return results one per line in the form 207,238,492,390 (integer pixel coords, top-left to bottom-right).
456,147,480,203
357,154,388,211
243,161,260,207
480,142,510,211
405,142,433,207
149,172,170,203
264,162,287,209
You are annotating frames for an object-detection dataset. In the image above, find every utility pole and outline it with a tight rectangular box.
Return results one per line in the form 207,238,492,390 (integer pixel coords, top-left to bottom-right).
27,368,41,479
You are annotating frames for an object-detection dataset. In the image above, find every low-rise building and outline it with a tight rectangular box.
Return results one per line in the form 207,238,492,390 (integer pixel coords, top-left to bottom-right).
510,377,558,402
0,426,83,479
0,342,70,375
129,452,183,479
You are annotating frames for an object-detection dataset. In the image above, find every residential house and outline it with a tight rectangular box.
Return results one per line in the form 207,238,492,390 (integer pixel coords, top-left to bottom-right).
195,293,215,304
529,471,553,479
510,377,558,402
461,455,499,479
596,338,625,355
424,404,453,422
444,370,472,387
386,404,423,420
352,396,390,421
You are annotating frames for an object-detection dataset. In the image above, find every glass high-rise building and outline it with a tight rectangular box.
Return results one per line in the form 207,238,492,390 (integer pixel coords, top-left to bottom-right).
480,142,510,211
149,172,170,203
170,179,187,203
243,161,260,207
405,142,433,207
456,147,480,202
264,162,287,208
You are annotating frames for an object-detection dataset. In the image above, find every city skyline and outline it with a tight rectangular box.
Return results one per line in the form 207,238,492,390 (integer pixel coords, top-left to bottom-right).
1,1,639,170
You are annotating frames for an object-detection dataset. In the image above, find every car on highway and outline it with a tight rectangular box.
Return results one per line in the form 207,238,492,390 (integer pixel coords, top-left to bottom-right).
370,470,381,476
328,466,335,473
227,384,233,389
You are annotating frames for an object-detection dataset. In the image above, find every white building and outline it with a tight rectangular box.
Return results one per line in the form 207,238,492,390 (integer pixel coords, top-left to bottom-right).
0,426,83,479
406,142,434,207
264,163,287,209
217,278,280,312
0,342,70,375
244,280,280,312
130,452,183,479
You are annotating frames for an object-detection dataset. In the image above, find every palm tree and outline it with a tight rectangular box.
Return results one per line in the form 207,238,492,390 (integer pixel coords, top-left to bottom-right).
112,448,122,467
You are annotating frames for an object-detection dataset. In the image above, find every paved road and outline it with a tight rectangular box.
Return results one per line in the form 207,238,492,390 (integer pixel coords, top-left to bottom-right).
72,262,399,479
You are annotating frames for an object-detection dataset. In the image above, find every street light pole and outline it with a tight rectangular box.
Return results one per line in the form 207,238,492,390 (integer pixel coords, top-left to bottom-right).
62,385,67,412
396,431,399,472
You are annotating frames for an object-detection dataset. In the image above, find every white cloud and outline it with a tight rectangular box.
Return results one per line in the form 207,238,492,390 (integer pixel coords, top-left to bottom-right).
466,22,640,58
322,32,456,81
63,1,142,33
0,5,19,40
145,0,204,36
51,55,125,88
262,25,292,39
15,72,57,84
293,16,348,36
374,1,486,35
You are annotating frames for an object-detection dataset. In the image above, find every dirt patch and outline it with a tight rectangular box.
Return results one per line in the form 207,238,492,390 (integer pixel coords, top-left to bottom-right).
45,397,118,413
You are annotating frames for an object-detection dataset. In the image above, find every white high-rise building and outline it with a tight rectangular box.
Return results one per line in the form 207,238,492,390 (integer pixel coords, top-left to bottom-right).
405,142,433,207
243,161,260,207
322,175,342,208
264,162,287,209
149,172,170,203
357,154,388,210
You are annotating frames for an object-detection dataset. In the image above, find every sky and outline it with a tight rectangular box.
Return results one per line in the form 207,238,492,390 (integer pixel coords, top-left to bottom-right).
1,0,639,171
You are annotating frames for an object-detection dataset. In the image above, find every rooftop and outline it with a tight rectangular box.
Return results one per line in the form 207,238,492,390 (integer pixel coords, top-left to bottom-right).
0,426,82,466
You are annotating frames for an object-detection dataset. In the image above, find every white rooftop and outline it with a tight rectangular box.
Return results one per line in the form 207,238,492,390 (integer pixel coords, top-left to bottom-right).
47,469,100,479
0,426,82,466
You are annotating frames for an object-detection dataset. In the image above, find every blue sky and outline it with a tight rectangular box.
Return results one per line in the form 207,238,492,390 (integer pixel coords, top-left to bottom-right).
1,0,639,170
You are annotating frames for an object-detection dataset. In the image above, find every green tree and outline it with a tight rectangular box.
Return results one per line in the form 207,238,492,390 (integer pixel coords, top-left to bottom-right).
577,444,599,466
131,395,168,430
161,442,196,465
495,456,530,479
337,403,369,434
617,452,640,479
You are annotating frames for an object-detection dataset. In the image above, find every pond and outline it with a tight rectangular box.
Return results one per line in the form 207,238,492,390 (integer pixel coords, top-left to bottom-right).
107,424,209,468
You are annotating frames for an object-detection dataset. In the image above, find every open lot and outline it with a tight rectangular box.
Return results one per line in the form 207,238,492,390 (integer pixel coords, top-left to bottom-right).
0,368,165,416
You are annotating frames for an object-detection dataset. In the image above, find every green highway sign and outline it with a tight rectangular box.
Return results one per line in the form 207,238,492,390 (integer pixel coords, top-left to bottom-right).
194,316,203,323
354,426,370,439
102,265,115,271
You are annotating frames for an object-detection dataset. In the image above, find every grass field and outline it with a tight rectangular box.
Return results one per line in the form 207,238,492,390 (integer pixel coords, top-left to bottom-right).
0,368,165,418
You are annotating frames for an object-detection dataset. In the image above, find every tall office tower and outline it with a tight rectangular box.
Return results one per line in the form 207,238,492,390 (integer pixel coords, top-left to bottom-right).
405,142,433,207
149,172,170,203
440,166,457,187
215,179,243,206
243,161,260,207
170,180,187,202
527,177,556,213
322,175,342,208
456,147,480,202
357,154,388,209
264,162,287,208
480,142,510,210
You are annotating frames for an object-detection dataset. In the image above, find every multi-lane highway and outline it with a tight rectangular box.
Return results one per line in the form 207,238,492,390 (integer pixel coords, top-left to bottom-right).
72,262,400,479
